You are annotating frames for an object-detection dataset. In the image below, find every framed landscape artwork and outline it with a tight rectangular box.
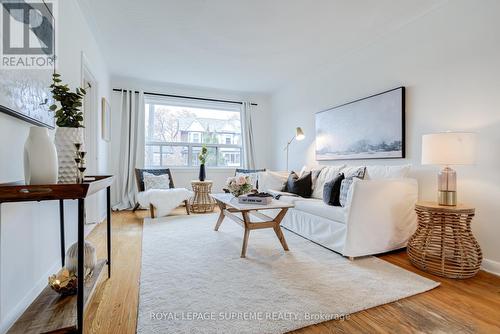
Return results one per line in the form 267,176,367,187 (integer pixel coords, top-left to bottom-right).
0,1,56,128
315,87,405,160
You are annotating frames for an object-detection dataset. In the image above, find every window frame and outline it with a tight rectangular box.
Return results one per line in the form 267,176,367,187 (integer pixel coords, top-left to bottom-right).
144,96,244,168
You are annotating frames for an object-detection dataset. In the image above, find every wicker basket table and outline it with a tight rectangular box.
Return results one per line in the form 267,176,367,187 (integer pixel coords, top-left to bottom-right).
407,202,482,279
189,180,216,213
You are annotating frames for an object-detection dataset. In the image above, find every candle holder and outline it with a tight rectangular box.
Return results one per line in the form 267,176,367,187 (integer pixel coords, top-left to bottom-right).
73,143,87,183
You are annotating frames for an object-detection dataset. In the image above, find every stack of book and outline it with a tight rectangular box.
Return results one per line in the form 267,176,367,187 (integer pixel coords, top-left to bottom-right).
238,194,273,205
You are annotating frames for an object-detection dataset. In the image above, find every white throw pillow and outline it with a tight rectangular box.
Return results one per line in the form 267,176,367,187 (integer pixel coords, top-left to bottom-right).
365,165,411,180
143,172,170,191
311,165,345,199
257,170,288,192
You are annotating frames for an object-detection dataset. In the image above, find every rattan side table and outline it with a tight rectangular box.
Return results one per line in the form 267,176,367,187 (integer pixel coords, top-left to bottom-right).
189,180,216,213
407,201,482,279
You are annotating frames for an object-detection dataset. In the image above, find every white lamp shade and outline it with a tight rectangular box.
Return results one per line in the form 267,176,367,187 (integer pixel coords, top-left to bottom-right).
421,132,476,165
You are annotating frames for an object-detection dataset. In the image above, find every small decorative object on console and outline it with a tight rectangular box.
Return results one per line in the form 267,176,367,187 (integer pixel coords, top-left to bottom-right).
65,240,97,280
23,126,58,185
74,143,87,183
51,73,87,183
225,175,253,197
48,268,78,296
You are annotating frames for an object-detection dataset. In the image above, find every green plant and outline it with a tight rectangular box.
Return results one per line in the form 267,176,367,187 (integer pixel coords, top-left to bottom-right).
198,144,208,165
49,73,86,128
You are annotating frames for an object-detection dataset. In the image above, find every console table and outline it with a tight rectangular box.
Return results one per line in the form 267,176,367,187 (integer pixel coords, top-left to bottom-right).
0,175,113,334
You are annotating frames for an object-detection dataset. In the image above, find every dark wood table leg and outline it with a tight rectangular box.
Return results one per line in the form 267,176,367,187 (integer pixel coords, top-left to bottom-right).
214,200,226,231
106,186,111,278
77,198,85,334
59,199,65,267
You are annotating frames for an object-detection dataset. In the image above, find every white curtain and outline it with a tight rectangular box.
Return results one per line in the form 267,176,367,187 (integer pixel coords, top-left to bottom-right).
114,90,145,210
241,102,256,169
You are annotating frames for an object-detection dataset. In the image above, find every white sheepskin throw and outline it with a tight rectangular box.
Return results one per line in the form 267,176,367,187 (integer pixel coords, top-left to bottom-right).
137,188,193,217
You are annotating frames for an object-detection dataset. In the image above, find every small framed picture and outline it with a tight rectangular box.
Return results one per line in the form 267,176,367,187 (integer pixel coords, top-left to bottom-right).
101,97,111,142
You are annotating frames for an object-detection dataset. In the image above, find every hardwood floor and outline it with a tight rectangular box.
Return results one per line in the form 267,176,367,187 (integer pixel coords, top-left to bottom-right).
85,209,500,334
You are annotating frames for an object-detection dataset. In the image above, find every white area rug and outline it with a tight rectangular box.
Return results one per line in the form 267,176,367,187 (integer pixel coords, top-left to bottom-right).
137,214,439,334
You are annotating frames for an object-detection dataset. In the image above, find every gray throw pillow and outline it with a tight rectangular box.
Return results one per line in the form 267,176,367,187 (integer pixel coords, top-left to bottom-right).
339,167,366,207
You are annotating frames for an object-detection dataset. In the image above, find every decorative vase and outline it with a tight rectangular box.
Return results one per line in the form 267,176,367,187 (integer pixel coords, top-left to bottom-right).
24,126,58,185
65,240,97,280
55,127,83,183
199,164,206,181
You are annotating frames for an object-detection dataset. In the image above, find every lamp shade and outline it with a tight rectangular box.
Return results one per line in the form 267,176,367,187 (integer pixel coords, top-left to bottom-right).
421,132,476,165
295,127,305,141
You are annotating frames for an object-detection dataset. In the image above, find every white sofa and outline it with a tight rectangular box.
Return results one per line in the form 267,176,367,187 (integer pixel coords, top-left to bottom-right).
261,165,418,258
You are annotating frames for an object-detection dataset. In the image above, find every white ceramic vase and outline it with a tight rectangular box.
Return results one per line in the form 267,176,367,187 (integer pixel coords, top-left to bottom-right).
24,126,58,185
55,127,84,183
65,240,97,279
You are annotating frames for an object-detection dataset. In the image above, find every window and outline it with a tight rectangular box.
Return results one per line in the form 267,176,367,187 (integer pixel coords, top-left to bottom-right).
144,98,243,167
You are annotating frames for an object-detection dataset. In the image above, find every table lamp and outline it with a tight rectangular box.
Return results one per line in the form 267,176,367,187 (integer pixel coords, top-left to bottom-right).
284,127,305,171
421,132,476,206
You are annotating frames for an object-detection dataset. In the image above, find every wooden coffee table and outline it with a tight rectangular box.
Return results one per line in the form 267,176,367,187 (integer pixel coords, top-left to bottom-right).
211,193,294,258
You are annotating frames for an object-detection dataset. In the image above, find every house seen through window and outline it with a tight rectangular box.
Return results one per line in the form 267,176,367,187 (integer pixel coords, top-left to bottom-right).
145,98,243,167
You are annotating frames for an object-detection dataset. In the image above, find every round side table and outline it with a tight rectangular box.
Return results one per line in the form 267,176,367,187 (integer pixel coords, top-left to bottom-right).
189,180,216,213
407,201,482,279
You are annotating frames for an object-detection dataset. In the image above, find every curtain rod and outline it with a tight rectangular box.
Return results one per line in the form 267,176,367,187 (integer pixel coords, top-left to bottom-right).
112,89,257,106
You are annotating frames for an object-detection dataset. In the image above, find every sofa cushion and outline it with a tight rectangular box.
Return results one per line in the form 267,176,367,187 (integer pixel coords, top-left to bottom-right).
323,173,344,206
299,165,324,191
311,165,345,199
294,200,347,224
342,166,366,178
285,171,312,198
365,165,411,180
257,170,288,192
339,167,366,207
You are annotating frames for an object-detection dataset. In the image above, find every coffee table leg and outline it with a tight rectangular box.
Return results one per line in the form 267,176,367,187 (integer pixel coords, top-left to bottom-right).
241,211,251,258
273,208,290,251
241,228,250,258
214,200,226,231
273,225,289,251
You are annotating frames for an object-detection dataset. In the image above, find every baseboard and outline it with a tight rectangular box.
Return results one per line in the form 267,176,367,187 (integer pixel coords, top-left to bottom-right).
0,260,61,334
481,258,500,276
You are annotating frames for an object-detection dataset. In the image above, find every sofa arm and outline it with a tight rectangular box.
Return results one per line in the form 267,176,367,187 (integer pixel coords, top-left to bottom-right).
343,178,418,257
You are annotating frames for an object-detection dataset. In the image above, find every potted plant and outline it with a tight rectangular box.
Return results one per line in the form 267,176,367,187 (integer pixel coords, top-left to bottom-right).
49,73,86,183
198,144,208,181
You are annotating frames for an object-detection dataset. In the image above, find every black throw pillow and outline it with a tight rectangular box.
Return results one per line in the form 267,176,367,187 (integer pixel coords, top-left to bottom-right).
285,171,312,198
323,173,345,206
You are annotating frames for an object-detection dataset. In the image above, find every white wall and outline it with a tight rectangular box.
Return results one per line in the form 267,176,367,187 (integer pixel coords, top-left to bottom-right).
270,0,500,273
0,0,111,332
109,77,272,204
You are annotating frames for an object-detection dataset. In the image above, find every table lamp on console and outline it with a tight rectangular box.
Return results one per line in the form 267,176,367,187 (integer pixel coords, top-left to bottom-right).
421,132,476,206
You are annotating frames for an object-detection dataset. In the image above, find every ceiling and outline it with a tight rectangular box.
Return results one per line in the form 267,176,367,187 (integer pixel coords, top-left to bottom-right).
78,0,443,93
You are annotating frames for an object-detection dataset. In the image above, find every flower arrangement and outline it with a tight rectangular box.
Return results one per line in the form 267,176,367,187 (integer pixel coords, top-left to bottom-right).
226,175,253,197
